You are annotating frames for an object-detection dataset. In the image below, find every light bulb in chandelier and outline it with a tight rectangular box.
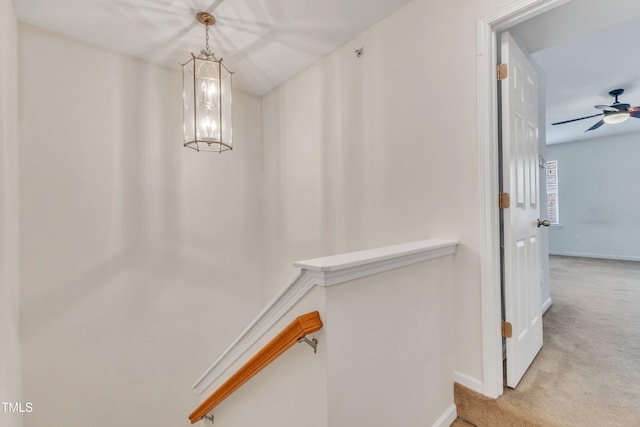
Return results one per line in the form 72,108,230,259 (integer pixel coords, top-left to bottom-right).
200,80,219,110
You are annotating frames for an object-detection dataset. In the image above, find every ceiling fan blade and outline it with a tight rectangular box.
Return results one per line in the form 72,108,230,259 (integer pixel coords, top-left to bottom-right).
552,113,603,126
629,106,640,112
594,105,618,112
630,111,640,118
585,120,605,132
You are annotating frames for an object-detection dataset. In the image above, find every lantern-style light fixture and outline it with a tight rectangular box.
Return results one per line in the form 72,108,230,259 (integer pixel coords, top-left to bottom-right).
181,12,234,152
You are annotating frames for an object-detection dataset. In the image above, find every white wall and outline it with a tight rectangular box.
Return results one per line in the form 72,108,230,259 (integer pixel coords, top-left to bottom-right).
14,0,544,422
0,0,22,426
18,25,264,427
326,256,455,427
261,0,512,385
547,133,640,260
198,251,456,427
197,286,328,427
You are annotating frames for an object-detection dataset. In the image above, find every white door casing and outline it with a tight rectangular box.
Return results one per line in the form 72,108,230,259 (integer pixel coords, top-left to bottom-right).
477,0,568,399
500,31,543,388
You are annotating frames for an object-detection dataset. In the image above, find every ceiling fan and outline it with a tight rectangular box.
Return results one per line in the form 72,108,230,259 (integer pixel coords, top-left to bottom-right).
551,88,640,132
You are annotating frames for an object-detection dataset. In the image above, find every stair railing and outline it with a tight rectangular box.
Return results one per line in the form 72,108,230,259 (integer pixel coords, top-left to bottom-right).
188,311,323,424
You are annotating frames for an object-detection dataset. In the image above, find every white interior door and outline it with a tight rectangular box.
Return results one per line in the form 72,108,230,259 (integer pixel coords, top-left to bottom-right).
500,31,543,388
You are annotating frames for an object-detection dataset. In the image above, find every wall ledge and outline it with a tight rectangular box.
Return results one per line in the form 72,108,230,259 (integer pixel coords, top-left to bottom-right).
295,239,459,286
193,239,458,394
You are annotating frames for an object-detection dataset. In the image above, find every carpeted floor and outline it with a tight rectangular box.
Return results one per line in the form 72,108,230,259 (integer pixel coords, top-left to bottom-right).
455,255,640,426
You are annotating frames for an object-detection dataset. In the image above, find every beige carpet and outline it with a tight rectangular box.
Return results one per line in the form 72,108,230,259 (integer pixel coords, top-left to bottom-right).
455,255,640,426
450,418,473,427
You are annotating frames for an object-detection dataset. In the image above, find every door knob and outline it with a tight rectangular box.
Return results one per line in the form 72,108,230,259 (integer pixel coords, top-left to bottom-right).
537,219,550,228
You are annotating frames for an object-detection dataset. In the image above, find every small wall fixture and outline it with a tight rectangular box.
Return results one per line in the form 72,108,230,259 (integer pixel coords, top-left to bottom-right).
181,12,234,153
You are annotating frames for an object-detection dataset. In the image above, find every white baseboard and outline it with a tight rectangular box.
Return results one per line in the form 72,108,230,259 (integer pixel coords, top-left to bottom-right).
432,403,457,427
542,297,552,314
549,251,640,262
454,371,484,395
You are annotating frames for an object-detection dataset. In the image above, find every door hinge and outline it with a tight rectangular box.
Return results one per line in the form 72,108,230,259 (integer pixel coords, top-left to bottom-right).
497,63,508,80
499,192,510,209
502,321,513,338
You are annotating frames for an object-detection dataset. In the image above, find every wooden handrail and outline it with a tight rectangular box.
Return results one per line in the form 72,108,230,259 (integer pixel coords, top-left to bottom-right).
188,311,323,423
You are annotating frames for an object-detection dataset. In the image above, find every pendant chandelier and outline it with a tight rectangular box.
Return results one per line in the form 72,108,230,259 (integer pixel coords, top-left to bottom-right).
181,12,234,153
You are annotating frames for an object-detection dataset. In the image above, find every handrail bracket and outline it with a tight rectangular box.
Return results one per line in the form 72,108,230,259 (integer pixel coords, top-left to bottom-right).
188,311,323,423
297,336,318,354
203,414,214,423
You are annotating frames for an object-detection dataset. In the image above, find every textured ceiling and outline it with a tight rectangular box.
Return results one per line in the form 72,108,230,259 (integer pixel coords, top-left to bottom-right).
15,0,412,95
15,0,640,143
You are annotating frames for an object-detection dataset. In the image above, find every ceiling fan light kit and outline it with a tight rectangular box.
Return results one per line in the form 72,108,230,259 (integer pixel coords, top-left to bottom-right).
603,110,630,125
551,88,640,132
181,12,234,153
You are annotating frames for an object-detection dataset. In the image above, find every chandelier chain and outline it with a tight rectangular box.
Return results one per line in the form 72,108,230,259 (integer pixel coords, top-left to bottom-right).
205,24,210,52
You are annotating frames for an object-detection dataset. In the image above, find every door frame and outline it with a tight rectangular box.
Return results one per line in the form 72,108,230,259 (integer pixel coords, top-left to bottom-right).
476,0,569,399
